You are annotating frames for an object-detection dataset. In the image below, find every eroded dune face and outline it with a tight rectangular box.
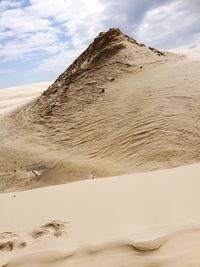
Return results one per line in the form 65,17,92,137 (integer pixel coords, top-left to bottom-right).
1,28,200,190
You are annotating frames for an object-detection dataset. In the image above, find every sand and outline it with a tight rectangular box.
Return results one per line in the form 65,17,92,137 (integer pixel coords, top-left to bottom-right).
0,82,51,117
1,54,200,191
1,29,200,266
1,164,200,266
1,29,200,192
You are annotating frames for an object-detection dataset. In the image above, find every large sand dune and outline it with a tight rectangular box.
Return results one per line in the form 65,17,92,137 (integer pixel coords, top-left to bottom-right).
1,28,200,267
1,29,200,191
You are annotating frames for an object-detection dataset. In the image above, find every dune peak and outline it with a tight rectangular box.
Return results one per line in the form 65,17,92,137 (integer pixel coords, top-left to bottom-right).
27,28,166,116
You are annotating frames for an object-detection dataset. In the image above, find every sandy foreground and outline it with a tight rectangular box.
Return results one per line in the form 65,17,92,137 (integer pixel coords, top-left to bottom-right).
1,163,200,266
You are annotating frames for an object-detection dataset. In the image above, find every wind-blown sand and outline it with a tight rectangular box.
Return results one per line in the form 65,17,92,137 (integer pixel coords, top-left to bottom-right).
1,29,200,266
0,82,51,117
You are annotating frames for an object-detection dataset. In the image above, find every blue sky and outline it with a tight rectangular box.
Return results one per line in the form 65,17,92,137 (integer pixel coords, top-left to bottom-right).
0,0,200,89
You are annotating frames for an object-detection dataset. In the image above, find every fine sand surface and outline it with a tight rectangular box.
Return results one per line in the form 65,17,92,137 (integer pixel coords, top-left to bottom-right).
0,82,51,117
1,164,200,266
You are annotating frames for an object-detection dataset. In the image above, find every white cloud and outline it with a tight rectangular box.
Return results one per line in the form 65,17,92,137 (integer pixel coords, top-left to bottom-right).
0,8,51,35
1,0,200,88
137,0,200,48
29,0,104,22
28,0,106,47
0,0,22,12
0,30,66,60
0,0,106,63
31,48,82,74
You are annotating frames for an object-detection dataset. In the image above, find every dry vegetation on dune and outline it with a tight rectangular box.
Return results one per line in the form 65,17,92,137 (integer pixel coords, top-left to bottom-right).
0,28,200,191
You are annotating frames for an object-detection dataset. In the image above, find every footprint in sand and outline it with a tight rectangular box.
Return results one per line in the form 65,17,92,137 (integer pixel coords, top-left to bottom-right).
0,220,68,253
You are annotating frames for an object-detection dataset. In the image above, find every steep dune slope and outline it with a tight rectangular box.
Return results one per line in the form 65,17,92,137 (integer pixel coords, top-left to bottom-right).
1,28,200,190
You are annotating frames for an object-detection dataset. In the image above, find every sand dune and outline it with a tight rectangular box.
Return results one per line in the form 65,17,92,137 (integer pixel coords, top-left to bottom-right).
1,28,200,267
0,82,51,117
1,164,200,266
1,29,200,191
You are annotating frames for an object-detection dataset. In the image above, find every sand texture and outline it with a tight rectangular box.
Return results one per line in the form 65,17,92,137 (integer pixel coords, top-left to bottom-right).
1,29,200,191
0,82,51,117
1,164,200,266
1,28,200,266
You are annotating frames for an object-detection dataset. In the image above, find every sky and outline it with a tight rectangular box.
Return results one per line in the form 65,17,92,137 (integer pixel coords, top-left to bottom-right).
0,0,200,89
